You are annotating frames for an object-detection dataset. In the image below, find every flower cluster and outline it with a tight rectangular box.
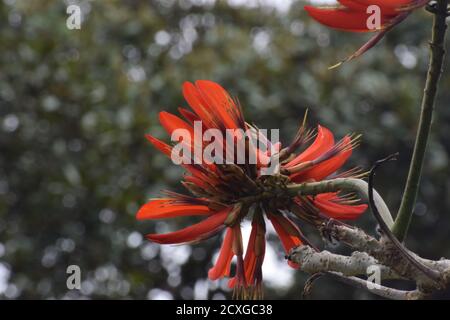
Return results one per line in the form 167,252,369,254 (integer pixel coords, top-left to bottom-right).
137,80,367,298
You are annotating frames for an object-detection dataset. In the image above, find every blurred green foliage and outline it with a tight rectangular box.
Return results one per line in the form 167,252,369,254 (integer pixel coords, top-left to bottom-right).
0,0,449,299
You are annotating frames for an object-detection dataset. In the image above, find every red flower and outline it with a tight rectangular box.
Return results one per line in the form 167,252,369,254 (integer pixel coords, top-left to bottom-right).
305,0,429,66
137,80,367,298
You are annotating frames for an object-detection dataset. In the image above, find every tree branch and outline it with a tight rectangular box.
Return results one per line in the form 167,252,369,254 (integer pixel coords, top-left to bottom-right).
289,222,450,299
334,224,448,287
368,154,442,283
289,244,433,299
289,245,400,279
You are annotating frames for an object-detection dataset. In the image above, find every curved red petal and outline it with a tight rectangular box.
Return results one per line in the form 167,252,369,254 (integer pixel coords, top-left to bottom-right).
178,107,200,124
304,5,389,32
267,214,302,269
145,134,172,157
145,133,217,184
243,225,258,284
228,230,257,288
285,125,335,168
291,136,353,182
146,207,230,244
195,80,239,130
208,227,235,280
314,194,368,220
228,217,266,288
159,111,209,166
136,199,213,220
182,81,215,129
159,111,193,137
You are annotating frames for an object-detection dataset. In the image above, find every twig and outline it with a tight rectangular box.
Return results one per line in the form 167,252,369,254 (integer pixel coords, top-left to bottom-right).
328,224,449,289
368,154,442,283
326,272,426,300
301,273,324,299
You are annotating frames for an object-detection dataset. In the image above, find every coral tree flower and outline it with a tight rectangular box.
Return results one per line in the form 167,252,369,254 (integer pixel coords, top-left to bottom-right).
305,0,430,66
137,80,367,298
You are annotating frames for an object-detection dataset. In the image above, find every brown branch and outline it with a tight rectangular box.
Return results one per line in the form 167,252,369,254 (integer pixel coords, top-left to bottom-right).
368,153,442,283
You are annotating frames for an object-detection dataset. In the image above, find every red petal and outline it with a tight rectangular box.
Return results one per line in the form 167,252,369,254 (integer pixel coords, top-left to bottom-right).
145,132,217,184
353,0,412,14
208,228,235,280
228,218,266,288
228,253,257,288
242,225,258,283
159,111,207,165
136,199,213,220
159,111,193,137
195,80,239,129
178,107,200,124
145,134,172,157
182,81,215,129
146,207,231,244
146,133,193,168
304,5,391,32
285,125,335,168
267,214,302,268
313,193,368,220
291,136,353,182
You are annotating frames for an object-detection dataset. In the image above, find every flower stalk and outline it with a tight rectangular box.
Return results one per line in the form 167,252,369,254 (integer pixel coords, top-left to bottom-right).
287,178,394,227
393,0,449,241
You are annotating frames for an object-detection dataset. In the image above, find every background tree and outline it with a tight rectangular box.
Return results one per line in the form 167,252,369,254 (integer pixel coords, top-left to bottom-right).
0,0,449,299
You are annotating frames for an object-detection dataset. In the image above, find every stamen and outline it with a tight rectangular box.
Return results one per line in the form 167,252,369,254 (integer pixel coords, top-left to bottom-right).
231,96,246,129
283,134,361,175
181,182,210,197
291,197,324,227
161,190,210,206
285,110,316,156
282,160,314,175
334,166,368,179
311,133,361,164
